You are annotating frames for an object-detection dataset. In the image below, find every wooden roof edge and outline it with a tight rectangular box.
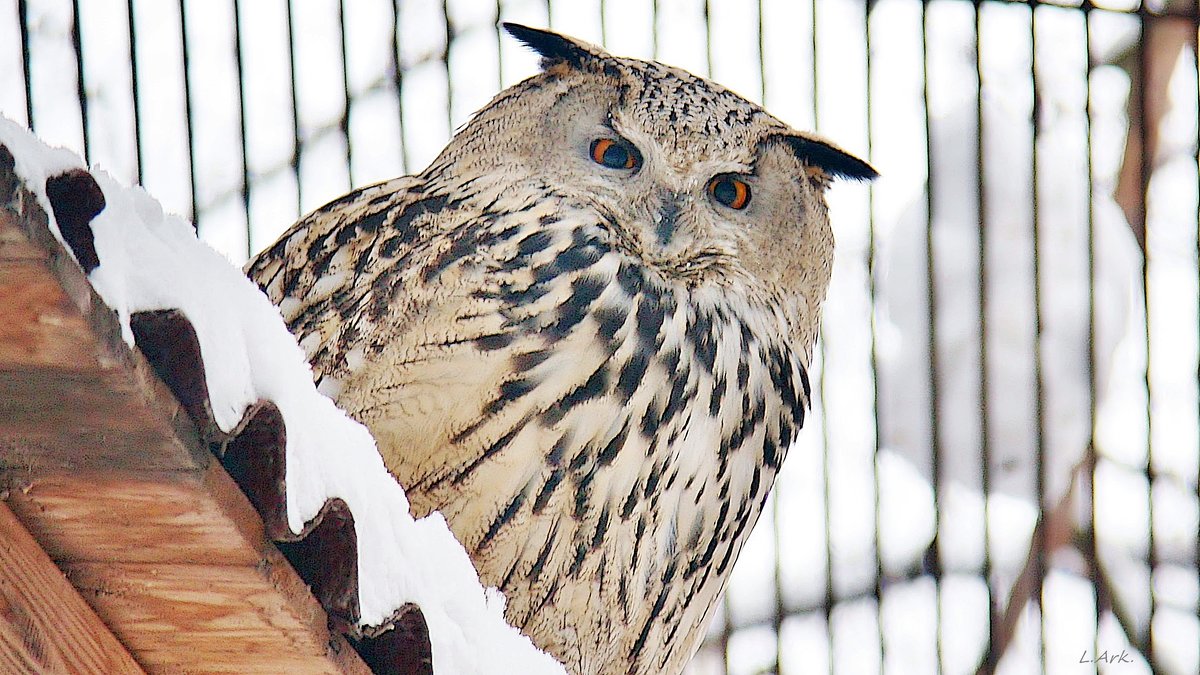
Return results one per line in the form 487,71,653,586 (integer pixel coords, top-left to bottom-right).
0,150,377,673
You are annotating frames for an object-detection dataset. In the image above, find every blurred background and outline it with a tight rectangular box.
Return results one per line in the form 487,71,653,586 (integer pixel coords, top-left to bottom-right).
2,0,1197,673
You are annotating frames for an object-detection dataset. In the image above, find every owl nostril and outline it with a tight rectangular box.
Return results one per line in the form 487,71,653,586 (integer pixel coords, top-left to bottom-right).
655,194,684,244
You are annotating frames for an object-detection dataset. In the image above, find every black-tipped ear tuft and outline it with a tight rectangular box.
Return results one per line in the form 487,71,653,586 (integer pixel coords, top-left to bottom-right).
780,135,878,182
503,23,596,70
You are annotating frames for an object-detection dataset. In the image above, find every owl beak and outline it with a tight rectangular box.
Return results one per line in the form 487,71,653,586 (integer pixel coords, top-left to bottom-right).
654,192,685,245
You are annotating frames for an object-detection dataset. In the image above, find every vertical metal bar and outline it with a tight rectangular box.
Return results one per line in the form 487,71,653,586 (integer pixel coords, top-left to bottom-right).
919,3,944,673
285,0,304,211
231,0,252,258
973,0,996,668
70,0,90,163
650,0,659,61
718,597,732,673
18,0,32,131
285,0,302,213
493,0,503,84
755,0,765,109
442,0,453,138
599,0,607,46
1192,8,1200,673
1134,8,1156,666
338,0,353,187
1028,2,1049,668
863,3,885,673
704,0,714,78
1081,7,1102,675
390,0,410,175
126,0,143,184
177,0,199,227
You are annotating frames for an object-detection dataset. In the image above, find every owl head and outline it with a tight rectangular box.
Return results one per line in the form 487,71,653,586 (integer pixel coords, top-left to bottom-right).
425,24,875,351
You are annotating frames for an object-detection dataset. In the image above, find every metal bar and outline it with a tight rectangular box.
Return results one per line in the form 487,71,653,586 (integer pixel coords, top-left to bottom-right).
720,590,733,673
390,0,410,175
231,0,252,258
1081,7,1102,675
1192,9,1200,673
1027,3,1049,669
968,2,1001,669
1134,9,1158,666
285,0,302,213
972,2,995,671
704,0,714,78
126,0,142,184
493,0,503,87
442,0,453,139
177,0,199,227
651,0,659,61
18,0,32,130
919,3,945,672
599,0,608,46
338,0,353,187
70,0,89,164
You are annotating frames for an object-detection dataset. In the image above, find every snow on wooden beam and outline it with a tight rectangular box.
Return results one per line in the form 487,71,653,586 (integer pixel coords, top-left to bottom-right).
0,160,374,674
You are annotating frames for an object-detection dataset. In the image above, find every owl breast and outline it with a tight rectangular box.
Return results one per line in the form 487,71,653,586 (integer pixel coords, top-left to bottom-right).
329,193,811,674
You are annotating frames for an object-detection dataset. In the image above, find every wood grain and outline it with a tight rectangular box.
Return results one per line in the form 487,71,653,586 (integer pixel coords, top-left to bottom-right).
0,212,207,473
0,503,145,674
64,562,338,674
0,259,95,370
5,467,260,566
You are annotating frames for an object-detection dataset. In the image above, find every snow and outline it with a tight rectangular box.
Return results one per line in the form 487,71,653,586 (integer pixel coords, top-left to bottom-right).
0,114,564,675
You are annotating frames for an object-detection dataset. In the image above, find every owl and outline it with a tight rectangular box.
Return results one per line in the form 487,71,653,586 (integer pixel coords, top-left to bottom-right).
247,24,874,675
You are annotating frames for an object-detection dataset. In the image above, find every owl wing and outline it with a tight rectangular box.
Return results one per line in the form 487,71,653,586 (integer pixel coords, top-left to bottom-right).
245,178,609,506
246,176,436,385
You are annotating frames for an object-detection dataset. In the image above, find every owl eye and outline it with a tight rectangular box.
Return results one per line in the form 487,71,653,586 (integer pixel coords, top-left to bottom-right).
590,138,641,170
707,175,752,210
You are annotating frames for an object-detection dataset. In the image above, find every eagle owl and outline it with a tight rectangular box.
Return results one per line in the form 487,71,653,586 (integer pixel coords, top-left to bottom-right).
247,24,874,675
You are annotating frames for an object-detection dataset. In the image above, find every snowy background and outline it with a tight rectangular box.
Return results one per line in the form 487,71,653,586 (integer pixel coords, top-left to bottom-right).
2,0,1198,673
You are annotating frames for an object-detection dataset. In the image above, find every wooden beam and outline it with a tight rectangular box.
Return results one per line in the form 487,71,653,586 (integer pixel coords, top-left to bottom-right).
0,502,144,674
0,152,375,673
5,465,262,566
65,562,332,671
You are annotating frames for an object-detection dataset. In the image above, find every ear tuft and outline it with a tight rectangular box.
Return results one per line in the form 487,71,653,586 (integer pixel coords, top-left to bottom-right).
503,23,597,71
779,135,878,182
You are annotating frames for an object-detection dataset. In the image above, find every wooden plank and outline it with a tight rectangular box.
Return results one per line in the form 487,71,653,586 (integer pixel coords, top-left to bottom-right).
0,502,145,674
0,217,47,262
63,562,341,675
0,392,201,473
0,259,97,370
4,466,260,566
0,210,207,473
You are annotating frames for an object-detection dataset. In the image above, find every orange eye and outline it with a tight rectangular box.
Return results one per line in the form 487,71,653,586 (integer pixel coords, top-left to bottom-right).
590,138,641,170
708,175,751,210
